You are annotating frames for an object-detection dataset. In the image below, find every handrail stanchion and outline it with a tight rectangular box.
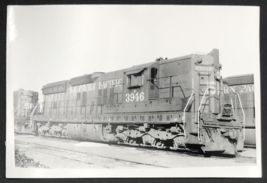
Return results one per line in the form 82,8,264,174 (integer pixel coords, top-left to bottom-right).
14,105,20,115
183,91,194,138
29,103,39,128
232,92,246,141
197,88,211,140
230,98,235,114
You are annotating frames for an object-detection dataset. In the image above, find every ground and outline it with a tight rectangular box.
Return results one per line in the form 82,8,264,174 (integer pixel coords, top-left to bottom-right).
14,134,256,169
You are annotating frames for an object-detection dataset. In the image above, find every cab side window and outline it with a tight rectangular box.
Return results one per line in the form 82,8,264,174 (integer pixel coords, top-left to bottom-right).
127,71,144,88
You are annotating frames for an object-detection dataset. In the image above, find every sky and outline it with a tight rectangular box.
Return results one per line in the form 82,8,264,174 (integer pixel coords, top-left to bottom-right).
7,5,259,101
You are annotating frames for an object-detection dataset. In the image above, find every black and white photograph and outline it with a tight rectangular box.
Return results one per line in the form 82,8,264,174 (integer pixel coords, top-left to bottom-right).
6,5,261,178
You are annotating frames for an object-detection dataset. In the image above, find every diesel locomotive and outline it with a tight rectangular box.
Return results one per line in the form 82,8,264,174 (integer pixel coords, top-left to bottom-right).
32,49,245,156
224,74,255,147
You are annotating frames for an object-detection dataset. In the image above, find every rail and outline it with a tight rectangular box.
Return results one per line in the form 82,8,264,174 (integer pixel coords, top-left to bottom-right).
182,91,195,138
200,96,219,113
147,75,194,99
15,140,168,168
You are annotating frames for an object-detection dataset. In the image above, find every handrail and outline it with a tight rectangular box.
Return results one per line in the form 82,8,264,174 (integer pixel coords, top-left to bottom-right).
147,76,194,99
201,96,220,113
182,91,195,138
230,92,246,141
14,104,20,115
230,98,235,114
29,103,39,128
197,87,213,140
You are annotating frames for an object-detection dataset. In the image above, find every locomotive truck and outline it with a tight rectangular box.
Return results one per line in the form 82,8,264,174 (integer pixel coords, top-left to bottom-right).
32,49,245,156
224,74,255,147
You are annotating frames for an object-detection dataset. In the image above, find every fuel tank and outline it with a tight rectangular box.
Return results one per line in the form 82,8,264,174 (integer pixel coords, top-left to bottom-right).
66,123,105,142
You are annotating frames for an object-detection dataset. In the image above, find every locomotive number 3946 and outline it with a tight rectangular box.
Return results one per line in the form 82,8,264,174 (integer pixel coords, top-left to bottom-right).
126,92,144,102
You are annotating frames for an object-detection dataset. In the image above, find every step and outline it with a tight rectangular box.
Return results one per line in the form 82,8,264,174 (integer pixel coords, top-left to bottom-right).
189,131,198,136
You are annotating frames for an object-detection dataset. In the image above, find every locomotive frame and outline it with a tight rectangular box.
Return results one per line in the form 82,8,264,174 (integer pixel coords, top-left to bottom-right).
32,49,245,156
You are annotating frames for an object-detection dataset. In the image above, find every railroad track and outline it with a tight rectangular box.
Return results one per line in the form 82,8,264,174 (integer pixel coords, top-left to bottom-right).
15,139,169,168
15,134,256,168
15,133,256,160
